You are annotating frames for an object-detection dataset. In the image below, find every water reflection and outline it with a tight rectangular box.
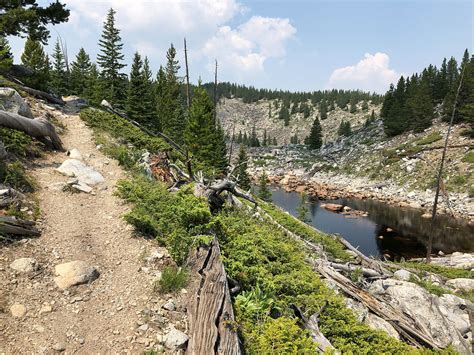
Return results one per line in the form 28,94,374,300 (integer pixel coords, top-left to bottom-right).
268,187,474,259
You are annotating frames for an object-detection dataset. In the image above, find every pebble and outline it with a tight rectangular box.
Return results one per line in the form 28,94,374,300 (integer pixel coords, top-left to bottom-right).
10,304,27,318
52,342,66,352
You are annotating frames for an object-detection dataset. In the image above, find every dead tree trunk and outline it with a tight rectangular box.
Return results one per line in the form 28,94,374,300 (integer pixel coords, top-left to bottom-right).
186,237,241,354
0,216,40,236
18,84,65,105
0,110,63,150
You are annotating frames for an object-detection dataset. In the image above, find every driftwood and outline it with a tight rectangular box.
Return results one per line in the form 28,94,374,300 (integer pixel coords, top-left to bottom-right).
328,262,383,278
0,110,63,150
316,261,439,349
0,216,40,236
186,237,241,354
291,304,334,352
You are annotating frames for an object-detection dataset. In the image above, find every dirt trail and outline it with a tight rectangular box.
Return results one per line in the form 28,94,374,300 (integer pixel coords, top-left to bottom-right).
0,106,185,353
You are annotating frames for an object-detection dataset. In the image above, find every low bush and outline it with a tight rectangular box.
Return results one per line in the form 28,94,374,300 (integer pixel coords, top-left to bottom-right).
156,266,189,294
393,261,474,279
415,132,442,146
462,151,474,164
0,161,35,192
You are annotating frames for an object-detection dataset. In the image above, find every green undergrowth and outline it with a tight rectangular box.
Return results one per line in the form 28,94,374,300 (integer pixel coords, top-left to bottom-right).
392,261,474,279
258,200,350,261
415,132,442,146
155,266,189,294
80,108,170,154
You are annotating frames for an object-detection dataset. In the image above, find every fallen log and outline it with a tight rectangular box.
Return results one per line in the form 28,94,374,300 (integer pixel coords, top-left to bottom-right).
186,237,241,354
0,110,63,150
0,188,24,209
18,85,65,106
0,216,40,236
315,261,439,349
328,262,383,278
291,304,334,352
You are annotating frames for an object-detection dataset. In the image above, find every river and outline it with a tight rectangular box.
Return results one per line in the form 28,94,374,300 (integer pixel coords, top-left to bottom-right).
268,186,474,259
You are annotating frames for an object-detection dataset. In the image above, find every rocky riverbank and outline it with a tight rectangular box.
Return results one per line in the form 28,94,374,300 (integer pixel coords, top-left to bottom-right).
250,169,474,222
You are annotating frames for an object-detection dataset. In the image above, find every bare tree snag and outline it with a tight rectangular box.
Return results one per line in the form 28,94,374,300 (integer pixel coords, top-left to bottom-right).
0,216,40,236
186,237,241,355
0,110,63,150
184,38,191,109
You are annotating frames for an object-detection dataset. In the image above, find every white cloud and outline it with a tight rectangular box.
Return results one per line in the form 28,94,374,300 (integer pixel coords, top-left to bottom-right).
64,0,244,33
201,16,296,73
328,52,400,93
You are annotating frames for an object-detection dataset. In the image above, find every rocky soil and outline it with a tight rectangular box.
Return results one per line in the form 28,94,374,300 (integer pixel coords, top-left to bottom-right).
0,101,188,353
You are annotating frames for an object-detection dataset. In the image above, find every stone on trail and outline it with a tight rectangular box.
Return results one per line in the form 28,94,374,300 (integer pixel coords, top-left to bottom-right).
71,182,93,194
56,159,104,186
0,87,34,118
10,257,38,273
165,328,188,350
54,260,99,289
10,304,27,318
67,148,83,160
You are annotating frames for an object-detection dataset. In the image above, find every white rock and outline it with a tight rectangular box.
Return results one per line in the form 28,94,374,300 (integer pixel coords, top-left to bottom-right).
365,313,400,339
56,159,104,186
446,278,474,291
10,304,27,317
71,182,93,194
392,269,418,282
67,148,83,160
165,328,188,349
54,260,99,289
162,301,176,311
10,258,37,273
368,279,470,352
39,304,53,314
0,87,33,118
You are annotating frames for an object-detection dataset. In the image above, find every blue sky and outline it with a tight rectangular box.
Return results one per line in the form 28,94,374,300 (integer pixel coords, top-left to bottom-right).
8,0,474,93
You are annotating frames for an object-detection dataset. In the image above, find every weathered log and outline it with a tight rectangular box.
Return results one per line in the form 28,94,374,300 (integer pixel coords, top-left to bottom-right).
18,85,65,105
315,261,439,349
0,216,40,236
0,110,63,150
0,188,24,209
291,304,334,352
328,262,383,278
186,237,241,354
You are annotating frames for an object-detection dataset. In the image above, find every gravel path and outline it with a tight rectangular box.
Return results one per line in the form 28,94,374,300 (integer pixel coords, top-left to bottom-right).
0,107,184,353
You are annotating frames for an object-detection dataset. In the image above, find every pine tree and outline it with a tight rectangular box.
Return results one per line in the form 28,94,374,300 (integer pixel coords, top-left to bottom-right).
236,145,251,190
302,103,311,118
141,57,157,130
457,51,474,129
257,172,272,201
161,44,186,144
0,36,13,71
50,38,67,96
349,96,357,113
361,101,369,111
279,105,290,126
268,102,271,118
306,117,323,149
154,66,166,132
70,48,92,96
21,37,49,90
319,100,328,120
184,85,227,173
97,8,126,106
272,137,277,146
338,121,352,137
126,52,145,122
296,192,310,222
263,129,267,146
243,132,249,145
408,77,434,132
0,1,69,43
84,63,101,105
237,131,243,144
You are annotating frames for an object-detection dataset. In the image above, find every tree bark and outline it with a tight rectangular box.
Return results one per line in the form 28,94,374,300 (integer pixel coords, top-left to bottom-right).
0,110,63,150
0,216,40,236
186,237,241,354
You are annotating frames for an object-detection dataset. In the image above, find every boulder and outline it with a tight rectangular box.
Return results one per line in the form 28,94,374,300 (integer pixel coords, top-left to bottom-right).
54,260,99,289
10,304,27,318
67,148,83,160
0,87,33,118
165,328,188,350
446,278,474,291
320,203,344,212
10,257,38,273
428,252,474,269
368,279,470,352
365,313,400,339
392,269,418,282
56,159,104,186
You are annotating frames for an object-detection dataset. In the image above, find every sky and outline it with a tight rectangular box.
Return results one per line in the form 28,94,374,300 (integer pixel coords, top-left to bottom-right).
7,0,474,93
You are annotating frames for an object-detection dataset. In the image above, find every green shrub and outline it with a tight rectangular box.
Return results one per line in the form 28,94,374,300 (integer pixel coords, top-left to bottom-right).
462,151,474,164
0,161,34,191
156,266,189,294
0,127,38,157
415,132,442,146
393,261,474,279
80,108,169,154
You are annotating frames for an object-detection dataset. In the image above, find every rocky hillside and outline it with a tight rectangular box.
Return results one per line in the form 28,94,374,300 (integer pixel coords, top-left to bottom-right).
218,97,381,144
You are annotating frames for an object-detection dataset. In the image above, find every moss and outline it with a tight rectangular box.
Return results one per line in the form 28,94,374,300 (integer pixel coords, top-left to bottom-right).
415,132,442,146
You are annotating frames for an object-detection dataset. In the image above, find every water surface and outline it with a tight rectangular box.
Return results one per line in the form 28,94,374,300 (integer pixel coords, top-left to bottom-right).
268,187,474,259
